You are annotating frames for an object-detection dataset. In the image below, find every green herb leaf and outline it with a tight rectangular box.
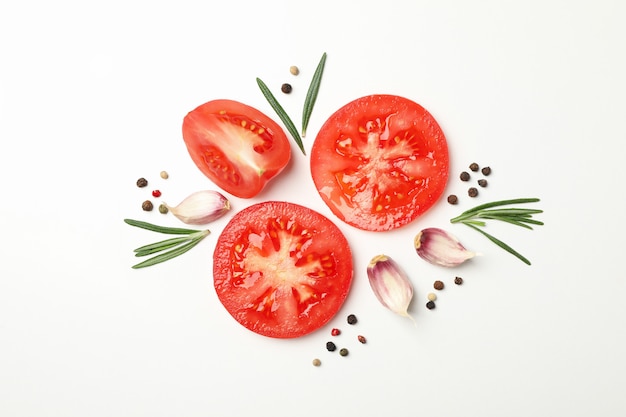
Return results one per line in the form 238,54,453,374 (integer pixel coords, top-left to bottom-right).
301,52,327,138
124,218,198,235
256,77,305,155
125,219,210,269
450,198,543,265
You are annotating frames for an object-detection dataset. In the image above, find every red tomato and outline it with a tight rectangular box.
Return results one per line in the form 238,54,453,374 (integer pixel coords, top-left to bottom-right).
213,201,353,338
182,99,291,199
310,94,449,231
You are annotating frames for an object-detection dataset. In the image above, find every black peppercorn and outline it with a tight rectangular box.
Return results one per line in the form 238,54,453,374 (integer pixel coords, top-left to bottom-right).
447,194,458,205
468,187,478,197
481,166,491,176
136,177,148,188
469,162,479,172
142,200,153,211
426,301,436,310
326,341,336,352
478,179,488,187
347,314,357,325
454,276,464,285
460,171,470,181
281,83,292,94
434,280,444,290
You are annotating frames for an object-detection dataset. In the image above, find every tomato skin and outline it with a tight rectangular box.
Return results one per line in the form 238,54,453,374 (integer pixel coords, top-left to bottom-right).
213,201,353,338
182,99,291,199
310,94,449,231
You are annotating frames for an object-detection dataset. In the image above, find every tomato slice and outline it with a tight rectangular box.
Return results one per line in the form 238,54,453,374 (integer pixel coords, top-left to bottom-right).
182,99,291,199
310,94,449,231
213,201,353,338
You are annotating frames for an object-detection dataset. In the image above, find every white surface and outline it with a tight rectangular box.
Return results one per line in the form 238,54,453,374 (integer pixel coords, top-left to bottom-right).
1,1,625,416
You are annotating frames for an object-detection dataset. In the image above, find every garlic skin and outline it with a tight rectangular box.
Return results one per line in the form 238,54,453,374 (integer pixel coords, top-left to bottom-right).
165,190,231,225
414,227,476,267
367,254,415,322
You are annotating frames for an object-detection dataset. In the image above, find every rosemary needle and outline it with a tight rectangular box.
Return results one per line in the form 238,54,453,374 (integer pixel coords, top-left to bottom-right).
301,52,327,138
124,219,210,269
256,77,305,155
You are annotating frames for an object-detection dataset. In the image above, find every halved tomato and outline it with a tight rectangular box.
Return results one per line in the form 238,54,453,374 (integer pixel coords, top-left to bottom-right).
182,99,291,198
310,94,449,231
213,201,353,338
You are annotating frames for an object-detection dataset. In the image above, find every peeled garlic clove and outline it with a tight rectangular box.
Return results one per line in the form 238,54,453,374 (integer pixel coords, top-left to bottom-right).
367,254,415,322
165,190,231,225
414,227,476,267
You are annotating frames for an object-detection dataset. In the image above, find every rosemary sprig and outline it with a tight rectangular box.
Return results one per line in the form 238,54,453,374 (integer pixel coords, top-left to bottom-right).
450,198,543,265
256,77,305,155
124,219,210,269
301,52,327,138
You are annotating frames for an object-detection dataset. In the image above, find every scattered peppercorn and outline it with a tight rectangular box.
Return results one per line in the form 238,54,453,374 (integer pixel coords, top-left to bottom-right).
326,341,337,352
142,200,153,211
160,171,169,179
312,358,321,367
281,83,292,94
357,335,367,344
289,65,299,75
427,292,437,301
468,187,478,197
478,179,488,187
454,276,464,285
136,178,148,188
481,166,491,176
469,162,479,172
460,171,470,181
152,190,162,198
331,328,341,336
158,204,168,214
347,314,357,325
447,194,458,205
434,280,444,290
426,300,436,310
339,348,349,357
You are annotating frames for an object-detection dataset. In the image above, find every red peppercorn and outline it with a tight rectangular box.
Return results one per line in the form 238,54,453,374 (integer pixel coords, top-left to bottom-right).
152,190,162,198
331,328,341,336
358,335,367,344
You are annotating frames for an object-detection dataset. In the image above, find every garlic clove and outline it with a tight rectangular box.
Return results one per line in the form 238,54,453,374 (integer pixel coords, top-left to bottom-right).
367,254,415,322
165,190,231,225
414,227,476,267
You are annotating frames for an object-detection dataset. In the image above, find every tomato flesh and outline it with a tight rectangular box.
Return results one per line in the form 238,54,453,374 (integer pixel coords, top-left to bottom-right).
182,99,291,198
310,95,449,231
213,201,353,338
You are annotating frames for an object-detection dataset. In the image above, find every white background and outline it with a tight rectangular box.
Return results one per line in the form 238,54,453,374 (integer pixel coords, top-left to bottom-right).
1,1,625,416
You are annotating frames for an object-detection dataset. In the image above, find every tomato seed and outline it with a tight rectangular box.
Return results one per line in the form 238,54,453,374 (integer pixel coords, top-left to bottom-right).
326,341,337,352
331,328,341,336
481,166,491,176
281,83,292,94
136,177,148,188
478,179,488,187
347,314,357,325
454,276,464,285
358,335,367,344
339,348,349,357
447,194,458,205
460,171,470,181
312,358,321,367
152,190,162,198
434,280,444,290
468,187,478,197
142,200,153,211
426,301,436,310
469,162,479,172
